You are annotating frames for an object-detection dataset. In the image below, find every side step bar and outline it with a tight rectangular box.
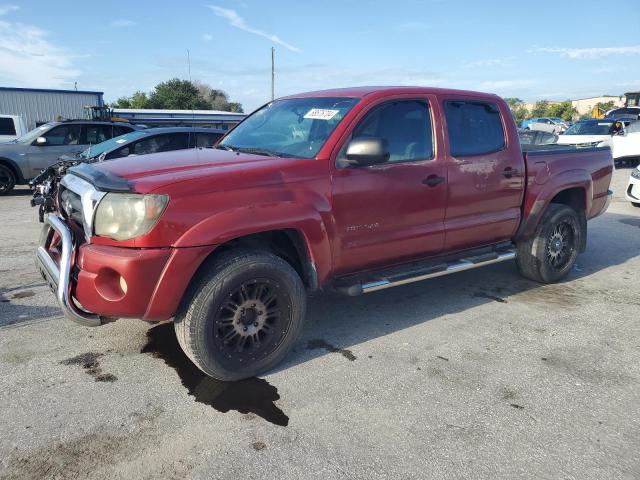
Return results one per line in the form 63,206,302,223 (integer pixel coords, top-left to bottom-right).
337,248,517,296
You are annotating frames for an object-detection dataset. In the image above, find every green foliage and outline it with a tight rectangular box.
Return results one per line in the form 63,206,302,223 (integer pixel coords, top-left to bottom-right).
111,80,243,112
595,101,616,113
530,100,550,118
148,79,210,110
546,101,577,121
504,97,529,124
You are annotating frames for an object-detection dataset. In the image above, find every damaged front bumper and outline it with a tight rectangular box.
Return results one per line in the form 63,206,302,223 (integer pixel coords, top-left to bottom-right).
36,215,104,327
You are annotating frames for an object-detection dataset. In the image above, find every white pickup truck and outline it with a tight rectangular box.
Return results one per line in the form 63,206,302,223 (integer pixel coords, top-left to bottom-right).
0,115,27,143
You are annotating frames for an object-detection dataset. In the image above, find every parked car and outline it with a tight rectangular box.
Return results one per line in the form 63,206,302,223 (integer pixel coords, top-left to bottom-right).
0,120,140,195
556,118,628,147
35,86,613,381
518,129,558,148
30,127,225,220
626,166,640,207
605,107,640,121
522,117,568,134
61,127,224,163
600,120,640,168
0,115,27,143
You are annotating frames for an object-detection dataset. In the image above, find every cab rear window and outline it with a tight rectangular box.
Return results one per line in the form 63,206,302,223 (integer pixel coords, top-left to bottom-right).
444,101,505,156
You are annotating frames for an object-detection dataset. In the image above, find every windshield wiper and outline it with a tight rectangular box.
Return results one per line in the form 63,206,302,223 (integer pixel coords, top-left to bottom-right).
233,147,281,157
215,144,237,152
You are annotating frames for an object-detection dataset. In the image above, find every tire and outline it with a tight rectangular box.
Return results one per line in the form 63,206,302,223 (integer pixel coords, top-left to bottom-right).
174,249,306,381
0,164,16,195
632,202,640,208
516,204,583,284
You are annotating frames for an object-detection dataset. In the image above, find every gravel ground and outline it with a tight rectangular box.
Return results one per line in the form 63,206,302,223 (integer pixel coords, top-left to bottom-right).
0,169,638,480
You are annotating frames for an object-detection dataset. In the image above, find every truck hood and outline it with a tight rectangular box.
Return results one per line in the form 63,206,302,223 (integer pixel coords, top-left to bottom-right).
94,148,290,193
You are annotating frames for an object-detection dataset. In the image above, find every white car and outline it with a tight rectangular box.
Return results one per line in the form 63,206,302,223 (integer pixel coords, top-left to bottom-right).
626,166,640,208
556,118,625,148
605,121,640,168
0,115,27,143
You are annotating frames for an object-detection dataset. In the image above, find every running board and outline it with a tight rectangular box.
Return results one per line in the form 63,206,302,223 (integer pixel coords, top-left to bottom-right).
335,248,517,296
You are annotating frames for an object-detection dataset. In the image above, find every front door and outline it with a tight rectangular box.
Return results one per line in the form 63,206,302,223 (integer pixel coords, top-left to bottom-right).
25,124,85,177
331,97,447,276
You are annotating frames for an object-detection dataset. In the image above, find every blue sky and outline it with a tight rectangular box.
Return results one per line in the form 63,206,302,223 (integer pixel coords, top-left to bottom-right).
1,0,639,111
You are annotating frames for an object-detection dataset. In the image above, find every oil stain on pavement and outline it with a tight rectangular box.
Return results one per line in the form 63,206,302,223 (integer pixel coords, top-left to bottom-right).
141,323,289,427
306,339,357,361
60,352,118,382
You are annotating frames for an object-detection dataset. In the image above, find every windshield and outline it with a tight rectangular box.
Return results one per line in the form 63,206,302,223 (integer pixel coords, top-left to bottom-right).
219,97,359,158
15,123,56,144
564,121,614,136
81,130,148,158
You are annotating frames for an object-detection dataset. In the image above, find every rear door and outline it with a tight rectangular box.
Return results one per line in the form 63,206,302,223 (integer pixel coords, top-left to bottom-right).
441,97,524,252
330,95,447,275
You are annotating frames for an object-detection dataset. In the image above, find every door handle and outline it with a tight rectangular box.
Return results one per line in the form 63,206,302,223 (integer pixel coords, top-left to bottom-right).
502,167,519,178
422,175,445,187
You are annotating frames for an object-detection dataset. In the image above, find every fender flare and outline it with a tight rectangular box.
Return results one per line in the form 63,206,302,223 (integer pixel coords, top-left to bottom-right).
515,168,592,242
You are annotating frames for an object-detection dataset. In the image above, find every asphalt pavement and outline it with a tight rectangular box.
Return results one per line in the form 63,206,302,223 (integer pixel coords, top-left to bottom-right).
0,168,638,480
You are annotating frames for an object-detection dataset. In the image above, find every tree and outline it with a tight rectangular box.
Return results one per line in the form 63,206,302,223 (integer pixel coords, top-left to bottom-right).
530,100,550,118
546,101,577,121
504,97,529,124
111,79,243,112
147,78,210,110
194,82,244,113
112,91,149,109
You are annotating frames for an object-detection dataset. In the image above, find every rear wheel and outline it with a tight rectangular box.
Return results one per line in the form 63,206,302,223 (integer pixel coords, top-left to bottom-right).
0,164,16,195
174,249,306,381
516,204,583,283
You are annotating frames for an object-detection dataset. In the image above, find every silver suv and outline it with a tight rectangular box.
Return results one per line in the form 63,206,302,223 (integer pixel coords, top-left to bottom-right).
0,120,139,195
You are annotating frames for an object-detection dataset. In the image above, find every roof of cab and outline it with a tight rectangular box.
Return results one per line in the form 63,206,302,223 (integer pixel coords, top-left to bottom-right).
280,86,499,100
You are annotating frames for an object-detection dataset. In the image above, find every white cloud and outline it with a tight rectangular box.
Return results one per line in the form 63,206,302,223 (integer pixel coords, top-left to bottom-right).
207,5,302,53
0,20,80,87
202,33,213,42
0,4,18,15
465,57,513,68
533,46,640,59
110,19,136,28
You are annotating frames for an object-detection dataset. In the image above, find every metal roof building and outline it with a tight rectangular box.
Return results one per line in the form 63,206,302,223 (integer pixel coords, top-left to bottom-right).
112,108,246,130
0,87,104,130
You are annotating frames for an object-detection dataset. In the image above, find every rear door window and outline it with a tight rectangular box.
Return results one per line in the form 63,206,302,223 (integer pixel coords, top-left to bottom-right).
444,101,505,156
132,133,189,155
0,118,16,136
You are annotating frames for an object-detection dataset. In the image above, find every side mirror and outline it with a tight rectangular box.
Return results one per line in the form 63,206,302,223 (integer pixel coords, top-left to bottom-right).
339,137,390,167
35,136,48,146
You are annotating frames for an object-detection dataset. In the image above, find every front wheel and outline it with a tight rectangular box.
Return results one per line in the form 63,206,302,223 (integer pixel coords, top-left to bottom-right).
516,204,584,283
174,249,306,381
0,164,16,195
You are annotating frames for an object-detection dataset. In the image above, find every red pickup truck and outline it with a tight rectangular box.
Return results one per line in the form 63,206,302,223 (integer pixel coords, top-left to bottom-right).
36,86,613,381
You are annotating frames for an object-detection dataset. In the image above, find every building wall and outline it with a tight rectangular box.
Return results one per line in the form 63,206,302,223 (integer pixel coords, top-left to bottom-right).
571,96,624,115
524,95,625,117
0,88,103,130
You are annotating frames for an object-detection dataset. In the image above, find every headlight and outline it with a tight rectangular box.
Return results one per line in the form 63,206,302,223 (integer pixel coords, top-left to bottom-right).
631,168,640,180
94,193,168,240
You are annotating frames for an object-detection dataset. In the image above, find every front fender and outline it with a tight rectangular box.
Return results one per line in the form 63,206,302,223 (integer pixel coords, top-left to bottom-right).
173,191,334,285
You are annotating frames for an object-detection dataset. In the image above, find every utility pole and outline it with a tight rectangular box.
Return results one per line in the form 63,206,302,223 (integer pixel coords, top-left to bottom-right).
271,47,275,101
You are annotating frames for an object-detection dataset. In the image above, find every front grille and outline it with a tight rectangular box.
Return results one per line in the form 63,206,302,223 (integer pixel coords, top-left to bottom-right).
59,186,84,226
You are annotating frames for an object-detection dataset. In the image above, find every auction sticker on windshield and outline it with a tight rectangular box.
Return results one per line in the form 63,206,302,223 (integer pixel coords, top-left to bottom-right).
304,109,340,120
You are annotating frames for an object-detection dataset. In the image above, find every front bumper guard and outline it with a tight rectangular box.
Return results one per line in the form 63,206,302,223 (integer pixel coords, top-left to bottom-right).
35,215,103,327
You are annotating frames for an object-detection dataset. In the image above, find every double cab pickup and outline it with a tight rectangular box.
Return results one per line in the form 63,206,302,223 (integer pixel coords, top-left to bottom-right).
36,87,613,380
